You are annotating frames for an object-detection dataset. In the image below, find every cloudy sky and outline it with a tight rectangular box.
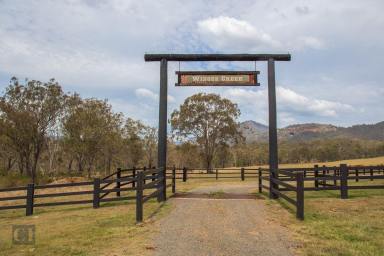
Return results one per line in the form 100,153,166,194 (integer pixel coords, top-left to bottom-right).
0,0,383,127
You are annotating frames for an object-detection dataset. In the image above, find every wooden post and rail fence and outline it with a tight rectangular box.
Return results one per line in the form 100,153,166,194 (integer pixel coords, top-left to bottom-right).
259,164,384,219
168,164,383,220
0,164,383,221
0,167,177,223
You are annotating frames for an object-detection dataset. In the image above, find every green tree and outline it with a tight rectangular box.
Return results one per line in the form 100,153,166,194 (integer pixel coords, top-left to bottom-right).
0,78,66,182
171,93,242,171
214,142,232,168
140,124,157,168
123,119,157,167
102,114,124,175
62,97,123,177
168,141,200,168
123,118,144,167
0,135,17,174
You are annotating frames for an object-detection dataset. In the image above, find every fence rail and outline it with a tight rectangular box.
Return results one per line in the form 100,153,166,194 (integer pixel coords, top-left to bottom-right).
169,164,383,220
0,167,176,223
1,164,383,222
259,164,384,219
165,167,259,182
258,169,304,219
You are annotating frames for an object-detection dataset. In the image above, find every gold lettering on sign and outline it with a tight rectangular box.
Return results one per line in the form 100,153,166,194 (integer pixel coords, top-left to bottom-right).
177,72,259,86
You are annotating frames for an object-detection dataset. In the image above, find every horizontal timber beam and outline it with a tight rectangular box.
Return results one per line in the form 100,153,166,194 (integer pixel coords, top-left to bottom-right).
144,53,291,62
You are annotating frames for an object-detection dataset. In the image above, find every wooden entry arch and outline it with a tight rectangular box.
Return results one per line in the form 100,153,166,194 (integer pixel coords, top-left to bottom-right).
144,53,291,201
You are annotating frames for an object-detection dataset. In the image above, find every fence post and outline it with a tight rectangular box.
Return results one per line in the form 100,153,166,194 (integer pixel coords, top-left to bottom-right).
333,168,337,185
132,167,136,188
241,168,245,181
172,166,176,193
258,168,262,193
355,169,359,182
157,167,162,203
370,168,373,181
143,166,146,185
116,168,121,197
26,183,35,216
182,167,187,182
136,171,144,223
269,167,280,199
152,166,156,182
296,172,304,220
340,164,348,199
314,165,319,188
93,178,100,209
215,169,218,180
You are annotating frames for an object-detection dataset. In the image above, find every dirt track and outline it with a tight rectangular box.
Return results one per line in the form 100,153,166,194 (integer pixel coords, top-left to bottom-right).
151,182,296,256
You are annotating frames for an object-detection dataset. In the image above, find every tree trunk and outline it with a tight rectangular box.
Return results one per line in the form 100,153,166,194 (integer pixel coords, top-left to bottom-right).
31,147,41,184
18,154,25,175
48,152,55,174
87,165,92,178
78,161,83,173
77,156,84,173
68,158,73,172
107,156,112,175
25,155,32,181
206,155,212,173
6,157,16,173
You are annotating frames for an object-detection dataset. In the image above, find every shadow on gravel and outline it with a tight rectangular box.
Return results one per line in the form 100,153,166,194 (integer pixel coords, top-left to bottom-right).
172,192,265,200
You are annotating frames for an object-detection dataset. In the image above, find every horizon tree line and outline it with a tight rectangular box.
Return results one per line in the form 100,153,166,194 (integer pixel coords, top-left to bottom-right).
1,78,384,184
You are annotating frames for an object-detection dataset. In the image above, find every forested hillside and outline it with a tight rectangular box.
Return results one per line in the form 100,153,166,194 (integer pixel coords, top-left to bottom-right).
239,120,384,142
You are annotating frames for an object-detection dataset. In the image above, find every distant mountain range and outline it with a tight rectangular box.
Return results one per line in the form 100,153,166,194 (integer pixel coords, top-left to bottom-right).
239,120,384,142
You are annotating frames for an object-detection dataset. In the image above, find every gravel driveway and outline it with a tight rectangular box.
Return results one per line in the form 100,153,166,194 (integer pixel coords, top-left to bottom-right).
151,182,295,256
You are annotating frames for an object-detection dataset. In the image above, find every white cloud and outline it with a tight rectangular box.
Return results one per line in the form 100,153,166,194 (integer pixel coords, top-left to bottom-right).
198,16,281,51
277,87,354,117
135,88,175,103
167,95,176,103
223,86,355,126
197,16,326,51
109,98,157,126
296,36,325,50
295,6,310,15
135,88,158,101
0,0,383,126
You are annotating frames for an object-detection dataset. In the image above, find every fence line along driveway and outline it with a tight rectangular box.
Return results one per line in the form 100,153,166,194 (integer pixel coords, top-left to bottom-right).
151,182,296,256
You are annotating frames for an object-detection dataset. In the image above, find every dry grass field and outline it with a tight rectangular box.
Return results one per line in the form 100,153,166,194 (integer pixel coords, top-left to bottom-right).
267,180,384,256
252,155,384,169
0,193,172,256
0,156,383,255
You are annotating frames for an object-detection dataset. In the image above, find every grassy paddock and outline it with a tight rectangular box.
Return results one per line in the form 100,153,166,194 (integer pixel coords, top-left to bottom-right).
1,177,383,256
260,178,384,256
1,156,383,256
0,190,172,256
183,155,384,174
255,155,384,169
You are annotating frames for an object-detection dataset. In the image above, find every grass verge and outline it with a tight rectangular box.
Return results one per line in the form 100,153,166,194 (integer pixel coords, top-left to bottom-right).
262,180,384,256
0,193,172,256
